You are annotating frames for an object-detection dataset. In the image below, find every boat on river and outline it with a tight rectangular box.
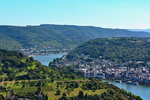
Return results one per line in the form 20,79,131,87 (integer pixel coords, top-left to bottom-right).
126,81,139,85
115,80,122,83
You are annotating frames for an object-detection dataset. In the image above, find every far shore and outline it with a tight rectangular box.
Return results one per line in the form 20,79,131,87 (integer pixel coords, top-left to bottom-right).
28,53,68,57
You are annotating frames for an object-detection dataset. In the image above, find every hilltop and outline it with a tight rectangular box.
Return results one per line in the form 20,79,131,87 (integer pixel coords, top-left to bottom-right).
0,24,150,50
67,37,150,63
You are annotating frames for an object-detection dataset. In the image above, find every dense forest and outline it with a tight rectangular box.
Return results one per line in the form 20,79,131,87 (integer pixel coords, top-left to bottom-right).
0,49,142,99
67,37,150,63
0,24,150,50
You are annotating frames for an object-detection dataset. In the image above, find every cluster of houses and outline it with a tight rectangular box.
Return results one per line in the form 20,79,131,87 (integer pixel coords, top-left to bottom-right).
54,55,150,86
20,46,70,56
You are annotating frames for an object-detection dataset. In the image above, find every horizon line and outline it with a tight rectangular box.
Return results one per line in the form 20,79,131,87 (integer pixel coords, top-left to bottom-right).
0,24,149,30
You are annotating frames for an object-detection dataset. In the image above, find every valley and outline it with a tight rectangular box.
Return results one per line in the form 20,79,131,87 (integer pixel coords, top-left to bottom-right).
1,0,150,99
0,49,140,100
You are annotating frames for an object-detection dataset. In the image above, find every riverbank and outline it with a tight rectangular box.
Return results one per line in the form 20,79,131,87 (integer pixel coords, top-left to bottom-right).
28,52,67,57
104,77,150,87
102,79,150,100
20,47,70,57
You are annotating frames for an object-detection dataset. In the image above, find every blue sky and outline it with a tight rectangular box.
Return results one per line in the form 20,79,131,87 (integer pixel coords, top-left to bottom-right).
0,0,150,29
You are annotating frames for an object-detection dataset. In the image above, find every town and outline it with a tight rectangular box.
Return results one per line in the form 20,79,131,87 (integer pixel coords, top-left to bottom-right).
51,54,150,86
20,46,71,56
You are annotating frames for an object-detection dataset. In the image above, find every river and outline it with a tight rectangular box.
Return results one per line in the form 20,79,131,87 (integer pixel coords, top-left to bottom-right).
34,54,150,100
34,54,65,66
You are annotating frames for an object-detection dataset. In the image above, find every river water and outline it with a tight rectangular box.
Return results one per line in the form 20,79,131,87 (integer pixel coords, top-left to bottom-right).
34,54,65,66
34,54,150,100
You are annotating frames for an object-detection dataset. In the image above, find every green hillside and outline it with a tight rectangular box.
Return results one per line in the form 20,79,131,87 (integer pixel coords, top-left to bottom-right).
67,37,150,63
0,49,142,100
0,49,80,81
0,34,22,50
0,24,150,50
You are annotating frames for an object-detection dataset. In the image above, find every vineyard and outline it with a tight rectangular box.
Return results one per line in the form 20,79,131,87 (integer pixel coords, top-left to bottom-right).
0,79,106,100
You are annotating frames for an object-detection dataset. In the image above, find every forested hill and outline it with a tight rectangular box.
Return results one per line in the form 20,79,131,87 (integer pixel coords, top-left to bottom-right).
0,49,81,81
67,37,150,63
1,24,150,50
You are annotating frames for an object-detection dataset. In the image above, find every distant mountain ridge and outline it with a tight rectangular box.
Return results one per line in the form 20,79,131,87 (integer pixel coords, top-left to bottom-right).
1,24,150,50
129,29,150,33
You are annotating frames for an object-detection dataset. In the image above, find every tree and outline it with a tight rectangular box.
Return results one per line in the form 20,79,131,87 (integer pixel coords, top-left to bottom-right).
0,94,4,100
51,78,54,83
84,93,88,98
62,92,66,97
22,84,25,88
45,95,48,100
107,89,114,95
71,75,75,79
4,61,10,68
135,96,142,100
56,89,60,95
30,57,34,61
36,82,41,87
75,82,79,88
36,87,41,95
78,91,84,99
60,92,67,100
